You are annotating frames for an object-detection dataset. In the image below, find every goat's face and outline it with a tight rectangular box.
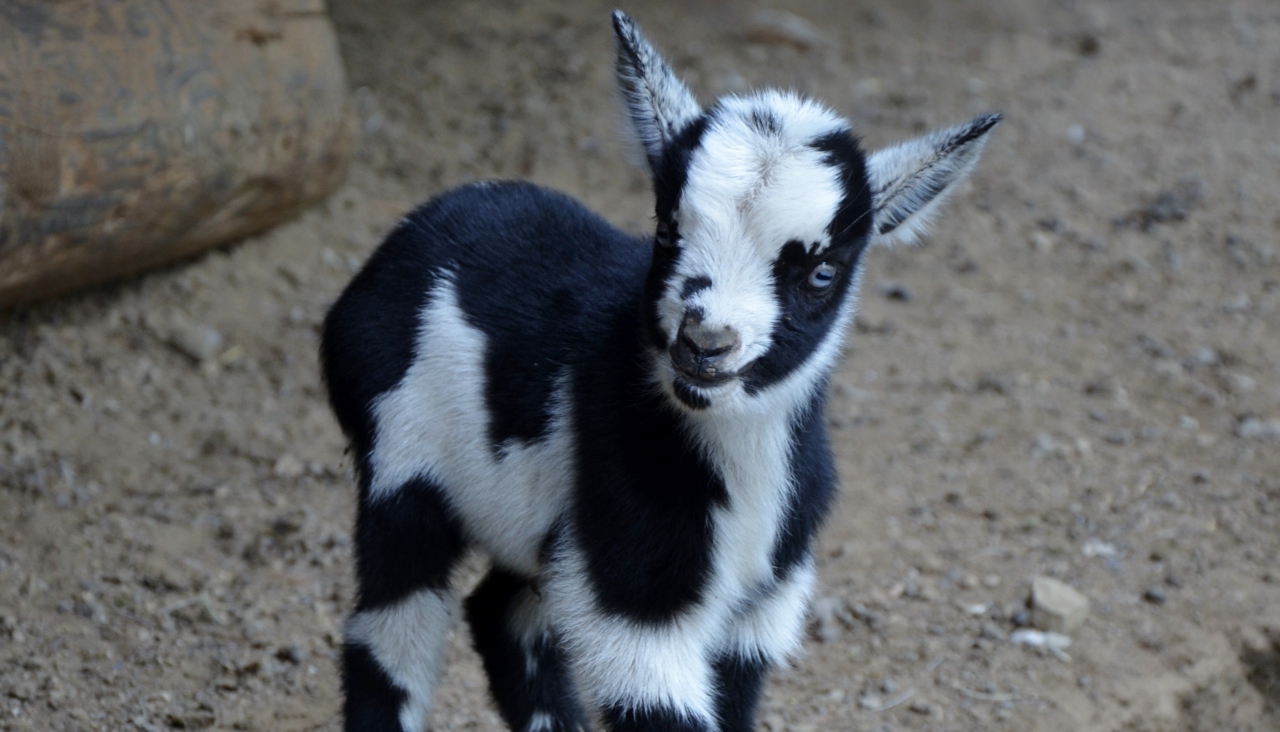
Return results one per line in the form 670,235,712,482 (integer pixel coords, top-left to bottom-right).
613,12,1000,412
642,95,872,411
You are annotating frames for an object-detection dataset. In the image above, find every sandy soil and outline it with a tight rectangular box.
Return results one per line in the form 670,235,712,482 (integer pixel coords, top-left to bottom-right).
2,1,1279,730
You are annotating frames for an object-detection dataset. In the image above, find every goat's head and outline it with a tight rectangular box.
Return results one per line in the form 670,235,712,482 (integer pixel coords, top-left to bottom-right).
613,12,1000,413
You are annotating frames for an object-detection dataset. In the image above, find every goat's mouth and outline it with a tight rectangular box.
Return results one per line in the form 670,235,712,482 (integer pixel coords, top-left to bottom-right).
669,346,740,389
671,362,736,389
668,355,750,410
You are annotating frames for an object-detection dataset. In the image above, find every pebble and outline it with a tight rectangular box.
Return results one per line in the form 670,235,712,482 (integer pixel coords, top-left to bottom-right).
879,282,913,301
980,622,1008,641
1011,628,1073,661
273,454,305,479
1066,123,1086,147
1142,586,1168,605
1029,231,1055,253
275,645,305,664
1030,576,1089,633
168,321,224,363
1237,417,1280,440
909,699,933,715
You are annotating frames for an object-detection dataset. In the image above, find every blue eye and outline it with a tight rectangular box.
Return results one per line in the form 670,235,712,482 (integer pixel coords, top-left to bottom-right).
808,262,837,289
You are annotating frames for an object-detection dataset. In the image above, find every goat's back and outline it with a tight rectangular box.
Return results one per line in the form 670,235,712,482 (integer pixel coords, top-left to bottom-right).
322,181,650,456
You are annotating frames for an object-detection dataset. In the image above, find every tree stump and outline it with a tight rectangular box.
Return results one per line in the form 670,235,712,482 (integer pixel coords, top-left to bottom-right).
0,0,356,306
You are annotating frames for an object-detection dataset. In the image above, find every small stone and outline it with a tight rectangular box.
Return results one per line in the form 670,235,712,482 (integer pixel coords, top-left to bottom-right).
1237,417,1280,440
858,693,883,710
1194,348,1220,366
1142,587,1167,605
1030,576,1090,633
168,321,224,363
1239,626,1272,655
1066,124,1086,147
879,282,913,302
273,454,304,479
276,645,305,664
1029,231,1055,253
909,699,933,715
980,622,1008,641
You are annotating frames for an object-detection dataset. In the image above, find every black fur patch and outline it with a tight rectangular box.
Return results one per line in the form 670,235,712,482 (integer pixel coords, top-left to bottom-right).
771,391,837,576
711,653,770,732
681,275,712,300
653,115,711,223
466,568,587,731
322,220,438,456
672,377,712,410
342,643,409,732
810,129,874,246
352,477,467,612
572,337,725,621
603,705,713,732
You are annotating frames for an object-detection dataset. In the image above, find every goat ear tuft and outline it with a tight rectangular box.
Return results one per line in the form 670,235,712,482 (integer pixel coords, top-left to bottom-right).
612,11,702,173
865,113,1001,246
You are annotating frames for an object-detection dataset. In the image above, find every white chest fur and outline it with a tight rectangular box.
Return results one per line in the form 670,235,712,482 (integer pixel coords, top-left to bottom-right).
691,409,796,606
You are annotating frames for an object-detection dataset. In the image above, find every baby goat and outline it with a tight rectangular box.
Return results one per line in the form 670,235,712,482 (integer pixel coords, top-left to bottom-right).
322,11,998,732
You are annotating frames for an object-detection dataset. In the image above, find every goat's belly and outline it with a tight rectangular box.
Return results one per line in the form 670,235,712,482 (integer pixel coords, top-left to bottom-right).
365,278,576,575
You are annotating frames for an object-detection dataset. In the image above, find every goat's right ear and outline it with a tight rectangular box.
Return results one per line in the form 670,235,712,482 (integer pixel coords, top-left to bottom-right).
612,11,702,172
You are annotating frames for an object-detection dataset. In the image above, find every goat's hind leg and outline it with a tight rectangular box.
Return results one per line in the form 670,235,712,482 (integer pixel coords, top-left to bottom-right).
466,567,588,732
343,476,467,732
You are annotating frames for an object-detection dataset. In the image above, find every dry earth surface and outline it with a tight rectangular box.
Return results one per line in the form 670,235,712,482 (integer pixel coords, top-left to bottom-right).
2,1,1279,730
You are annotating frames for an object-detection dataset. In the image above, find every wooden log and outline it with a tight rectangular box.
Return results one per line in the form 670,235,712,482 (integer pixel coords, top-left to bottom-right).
0,0,356,306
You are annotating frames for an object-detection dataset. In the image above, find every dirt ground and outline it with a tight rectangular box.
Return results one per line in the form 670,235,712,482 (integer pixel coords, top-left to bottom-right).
2,0,1279,730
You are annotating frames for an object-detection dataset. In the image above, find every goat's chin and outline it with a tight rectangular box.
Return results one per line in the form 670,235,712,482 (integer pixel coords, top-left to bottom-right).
667,373,741,412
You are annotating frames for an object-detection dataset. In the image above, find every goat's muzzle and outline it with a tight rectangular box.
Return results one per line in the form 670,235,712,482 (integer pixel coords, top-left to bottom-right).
670,313,740,387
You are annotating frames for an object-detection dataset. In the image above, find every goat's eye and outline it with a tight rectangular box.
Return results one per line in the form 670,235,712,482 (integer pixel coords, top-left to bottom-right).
808,262,838,290
655,220,676,249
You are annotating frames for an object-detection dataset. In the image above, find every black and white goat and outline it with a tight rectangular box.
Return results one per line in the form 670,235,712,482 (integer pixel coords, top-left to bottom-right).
322,12,998,732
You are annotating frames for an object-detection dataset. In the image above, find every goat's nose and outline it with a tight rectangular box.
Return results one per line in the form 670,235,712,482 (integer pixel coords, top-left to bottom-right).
677,313,739,365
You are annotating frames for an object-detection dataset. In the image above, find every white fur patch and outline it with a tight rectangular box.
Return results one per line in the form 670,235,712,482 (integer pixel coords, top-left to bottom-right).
346,589,457,732
366,277,576,575
688,407,794,605
723,561,816,664
544,538,719,725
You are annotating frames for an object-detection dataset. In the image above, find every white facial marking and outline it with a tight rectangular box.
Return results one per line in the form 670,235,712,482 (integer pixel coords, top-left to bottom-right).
656,92,851,388
367,277,576,575
346,589,456,732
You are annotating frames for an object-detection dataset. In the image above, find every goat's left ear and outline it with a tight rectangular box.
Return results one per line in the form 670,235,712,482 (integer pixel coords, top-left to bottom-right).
866,113,1002,246
612,11,703,173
